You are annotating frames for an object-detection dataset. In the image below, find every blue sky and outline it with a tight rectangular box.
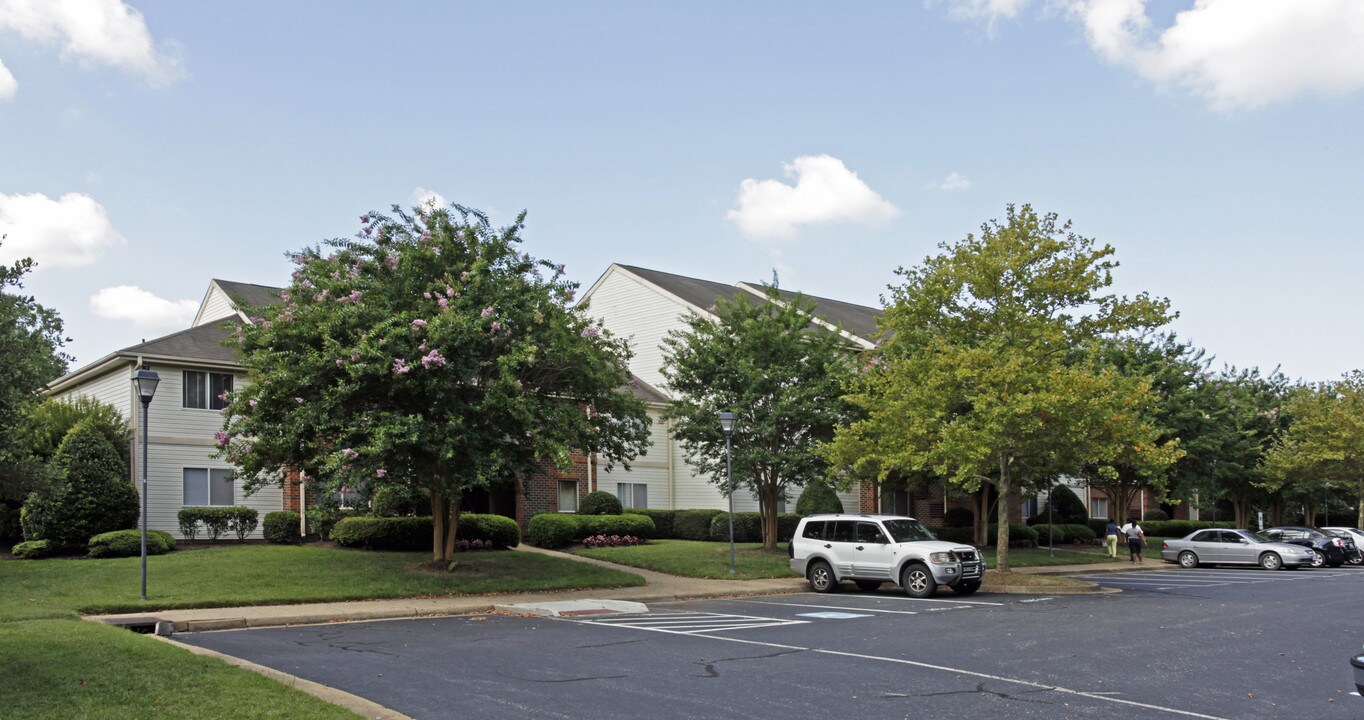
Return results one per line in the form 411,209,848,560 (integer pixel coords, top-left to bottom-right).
2,1,1361,383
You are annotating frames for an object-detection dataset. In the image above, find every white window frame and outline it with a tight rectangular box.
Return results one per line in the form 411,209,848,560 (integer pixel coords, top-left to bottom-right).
1090,497,1110,520
616,482,647,510
183,370,234,410
183,468,236,507
558,480,578,513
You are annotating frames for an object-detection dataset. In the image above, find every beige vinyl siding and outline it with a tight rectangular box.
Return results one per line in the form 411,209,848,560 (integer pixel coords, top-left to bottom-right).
194,284,237,326
598,409,671,508
584,268,694,392
145,364,243,438
142,440,281,539
49,361,138,426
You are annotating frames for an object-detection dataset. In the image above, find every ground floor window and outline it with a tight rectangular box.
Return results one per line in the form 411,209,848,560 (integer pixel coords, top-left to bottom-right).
616,482,647,509
1090,497,1109,520
1020,497,1038,519
183,468,234,506
558,480,578,512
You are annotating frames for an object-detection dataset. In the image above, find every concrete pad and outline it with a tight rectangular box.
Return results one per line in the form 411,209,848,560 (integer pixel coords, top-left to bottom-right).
495,599,648,617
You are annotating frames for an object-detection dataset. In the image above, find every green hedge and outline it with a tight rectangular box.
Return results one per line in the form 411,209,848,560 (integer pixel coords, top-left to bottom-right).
1144,508,1169,521
704,512,801,543
987,523,1039,546
177,506,259,541
88,529,176,558
306,507,364,540
1088,518,1113,536
674,509,724,541
795,482,844,516
263,511,300,544
580,513,655,539
332,516,430,551
528,513,580,549
579,491,623,516
12,539,52,559
331,513,520,551
631,509,675,538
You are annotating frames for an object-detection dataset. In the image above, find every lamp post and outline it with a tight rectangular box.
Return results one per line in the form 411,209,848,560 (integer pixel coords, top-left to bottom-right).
719,412,737,575
1047,484,1055,559
132,367,160,601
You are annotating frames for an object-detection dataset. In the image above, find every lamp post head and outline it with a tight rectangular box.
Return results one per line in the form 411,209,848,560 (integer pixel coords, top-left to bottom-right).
718,411,737,438
132,367,160,405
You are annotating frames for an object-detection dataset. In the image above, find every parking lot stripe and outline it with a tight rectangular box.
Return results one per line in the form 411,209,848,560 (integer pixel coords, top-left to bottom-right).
581,612,810,636
733,599,919,615
796,592,1004,606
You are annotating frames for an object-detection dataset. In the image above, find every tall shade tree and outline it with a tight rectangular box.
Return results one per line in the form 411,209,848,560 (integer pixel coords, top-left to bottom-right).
219,204,651,563
660,285,855,550
1200,366,1290,527
1081,334,1196,522
0,240,71,503
826,205,1173,570
1263,371,1364,529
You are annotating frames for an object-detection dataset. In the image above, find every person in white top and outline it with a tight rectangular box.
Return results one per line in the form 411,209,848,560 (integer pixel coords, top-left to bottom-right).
1119,520,1145,563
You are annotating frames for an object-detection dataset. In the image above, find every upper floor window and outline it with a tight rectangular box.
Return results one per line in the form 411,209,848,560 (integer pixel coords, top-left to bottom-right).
184,371,233,410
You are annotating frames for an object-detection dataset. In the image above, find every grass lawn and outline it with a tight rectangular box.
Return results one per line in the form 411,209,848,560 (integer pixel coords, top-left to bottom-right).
0,619,362,720
573,539,797,579
983,544,1122,568
0,544,645,621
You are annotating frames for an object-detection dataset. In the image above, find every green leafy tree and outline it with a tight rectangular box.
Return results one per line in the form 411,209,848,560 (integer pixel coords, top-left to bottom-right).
1197,366,1290,527
1038,484,1088,525
661,285,855,550
0,241,71,503
21,418,138,549
1263,371,1364,528
219,203,651,562
826,205,1174,570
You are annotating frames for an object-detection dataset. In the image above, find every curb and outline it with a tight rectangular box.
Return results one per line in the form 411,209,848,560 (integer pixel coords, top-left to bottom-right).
152,634,412,720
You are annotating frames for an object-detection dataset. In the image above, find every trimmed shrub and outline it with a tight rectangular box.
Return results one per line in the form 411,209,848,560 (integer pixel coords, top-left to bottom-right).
674,509,724,541
178,507,252,542
1038,485,1088,525
942,507,974,529
227,506,259,541
579,491,623,516
12,540,52,559
632,509,675,538
580,513,655,540
1063,524,1096,542
263,511,301,544
331,516,431,551
777,513,801,543
460,513,521,548
177,507,203,541
21,419,138,549
1087,518,1112,537
371,485,427,517
986,523,1039,546
306,506,363,540
1142,520,1194,538
529,513,580,549
795,482,844,516
88,529,175,558
1143,508,1169,522
707,512,763,543
1033,524,1067,544
0,504,20,544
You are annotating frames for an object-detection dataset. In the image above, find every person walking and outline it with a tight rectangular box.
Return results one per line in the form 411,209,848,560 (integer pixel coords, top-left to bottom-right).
1120,518,1145,563
1105,520,1121,559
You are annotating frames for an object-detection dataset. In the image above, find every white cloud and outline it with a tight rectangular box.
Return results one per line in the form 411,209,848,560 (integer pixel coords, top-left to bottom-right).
1068,0,1364,110
928,171,973,190
411,187,448,210
0,191,126,269
0,57,15,100
727,155,900,238
89,285,196,328
938,0,1032,23
0,0,186,87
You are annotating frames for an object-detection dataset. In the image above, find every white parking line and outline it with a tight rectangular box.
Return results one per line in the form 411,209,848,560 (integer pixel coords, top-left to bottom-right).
590,621,1227,719
580,612,809,636
734,599,919,615
795,592,1005,606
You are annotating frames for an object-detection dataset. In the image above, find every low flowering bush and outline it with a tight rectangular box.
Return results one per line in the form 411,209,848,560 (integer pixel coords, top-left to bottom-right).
581,534,643,548
455,538,493,552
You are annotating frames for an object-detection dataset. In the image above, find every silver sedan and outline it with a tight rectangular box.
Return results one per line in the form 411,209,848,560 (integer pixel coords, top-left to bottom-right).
1160,528,1318,570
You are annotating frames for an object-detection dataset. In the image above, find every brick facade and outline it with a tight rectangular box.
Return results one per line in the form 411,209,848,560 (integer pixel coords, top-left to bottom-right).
515,454,591,534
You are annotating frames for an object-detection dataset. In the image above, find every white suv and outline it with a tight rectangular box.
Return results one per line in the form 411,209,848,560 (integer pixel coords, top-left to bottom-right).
789,514,984,597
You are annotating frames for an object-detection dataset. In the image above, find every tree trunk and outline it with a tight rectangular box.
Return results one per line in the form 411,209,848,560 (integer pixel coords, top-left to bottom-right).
429,490,448,562
443,494,462,562
1356,495,1363,529
996,455,1012,572
1232,498,1250,529
1271,500,1284,527
973,486,990,547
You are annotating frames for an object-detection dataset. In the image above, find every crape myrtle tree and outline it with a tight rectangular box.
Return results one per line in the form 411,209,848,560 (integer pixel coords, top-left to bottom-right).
825,205,1175,571
218,204,651,563
661,285,855,550
1263,371,1364,529
0,240,71,504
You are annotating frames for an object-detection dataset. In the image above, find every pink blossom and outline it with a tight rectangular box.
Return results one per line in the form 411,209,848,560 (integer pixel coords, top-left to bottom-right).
423,291,432,299
295,397,304,404
490,321,503,332
580,326,600,338
301,279,314,289
360,215,369,223
432,247,441,256
420,232,431,242
291,269,302,280
376,469,387,478
386,256,398,268
248,399,258,408
336,358,344,367
481,306,495,318
628,379,639,389
363,226,372,236
460,271,469,281
554,263,565,277
213,431,230,447
412,318,428,328
565,289,576,301
342,448,359,460
392,358,411,375
446,286,454,296
280,291,291,302
348,290,363,302
418,341,427,351
438,297,449,309
421,349,446,368
350,350,362,362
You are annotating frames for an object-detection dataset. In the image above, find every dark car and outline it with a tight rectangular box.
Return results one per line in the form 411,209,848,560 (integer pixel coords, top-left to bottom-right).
1260,526,1347,568
1320,528,1363,565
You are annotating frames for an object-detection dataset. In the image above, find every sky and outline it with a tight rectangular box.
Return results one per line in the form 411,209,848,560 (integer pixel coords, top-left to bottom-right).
1,0,1362,383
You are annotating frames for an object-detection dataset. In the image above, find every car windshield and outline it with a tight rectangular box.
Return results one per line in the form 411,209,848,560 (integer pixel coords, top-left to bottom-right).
1249,531,1276,543
882,519,938,542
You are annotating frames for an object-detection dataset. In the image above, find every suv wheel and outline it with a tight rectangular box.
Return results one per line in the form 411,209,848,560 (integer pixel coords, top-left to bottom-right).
901,563,937,599
808,560,836,593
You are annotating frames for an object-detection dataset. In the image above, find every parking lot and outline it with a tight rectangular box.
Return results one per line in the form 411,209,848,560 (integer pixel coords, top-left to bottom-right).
176,567,1364,720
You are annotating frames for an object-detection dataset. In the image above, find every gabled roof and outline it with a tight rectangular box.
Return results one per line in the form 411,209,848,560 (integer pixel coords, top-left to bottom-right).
213,279,283,310
118,317,243,364
613,265,758,314
740,283,882,344
623,374,670,404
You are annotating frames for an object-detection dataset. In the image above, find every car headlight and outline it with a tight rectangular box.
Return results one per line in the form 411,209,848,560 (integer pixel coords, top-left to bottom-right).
929,552,954,564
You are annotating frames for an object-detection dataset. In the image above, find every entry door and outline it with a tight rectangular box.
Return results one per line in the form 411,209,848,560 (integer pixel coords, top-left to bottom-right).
851,522,897,579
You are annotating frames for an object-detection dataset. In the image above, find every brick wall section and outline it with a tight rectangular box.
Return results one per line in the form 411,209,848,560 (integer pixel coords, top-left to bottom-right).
281,469,320,514
859,481,877,513
516,454,591,534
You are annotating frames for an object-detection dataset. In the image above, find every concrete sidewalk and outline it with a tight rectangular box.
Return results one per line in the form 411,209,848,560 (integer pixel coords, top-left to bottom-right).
88,546,1159,633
